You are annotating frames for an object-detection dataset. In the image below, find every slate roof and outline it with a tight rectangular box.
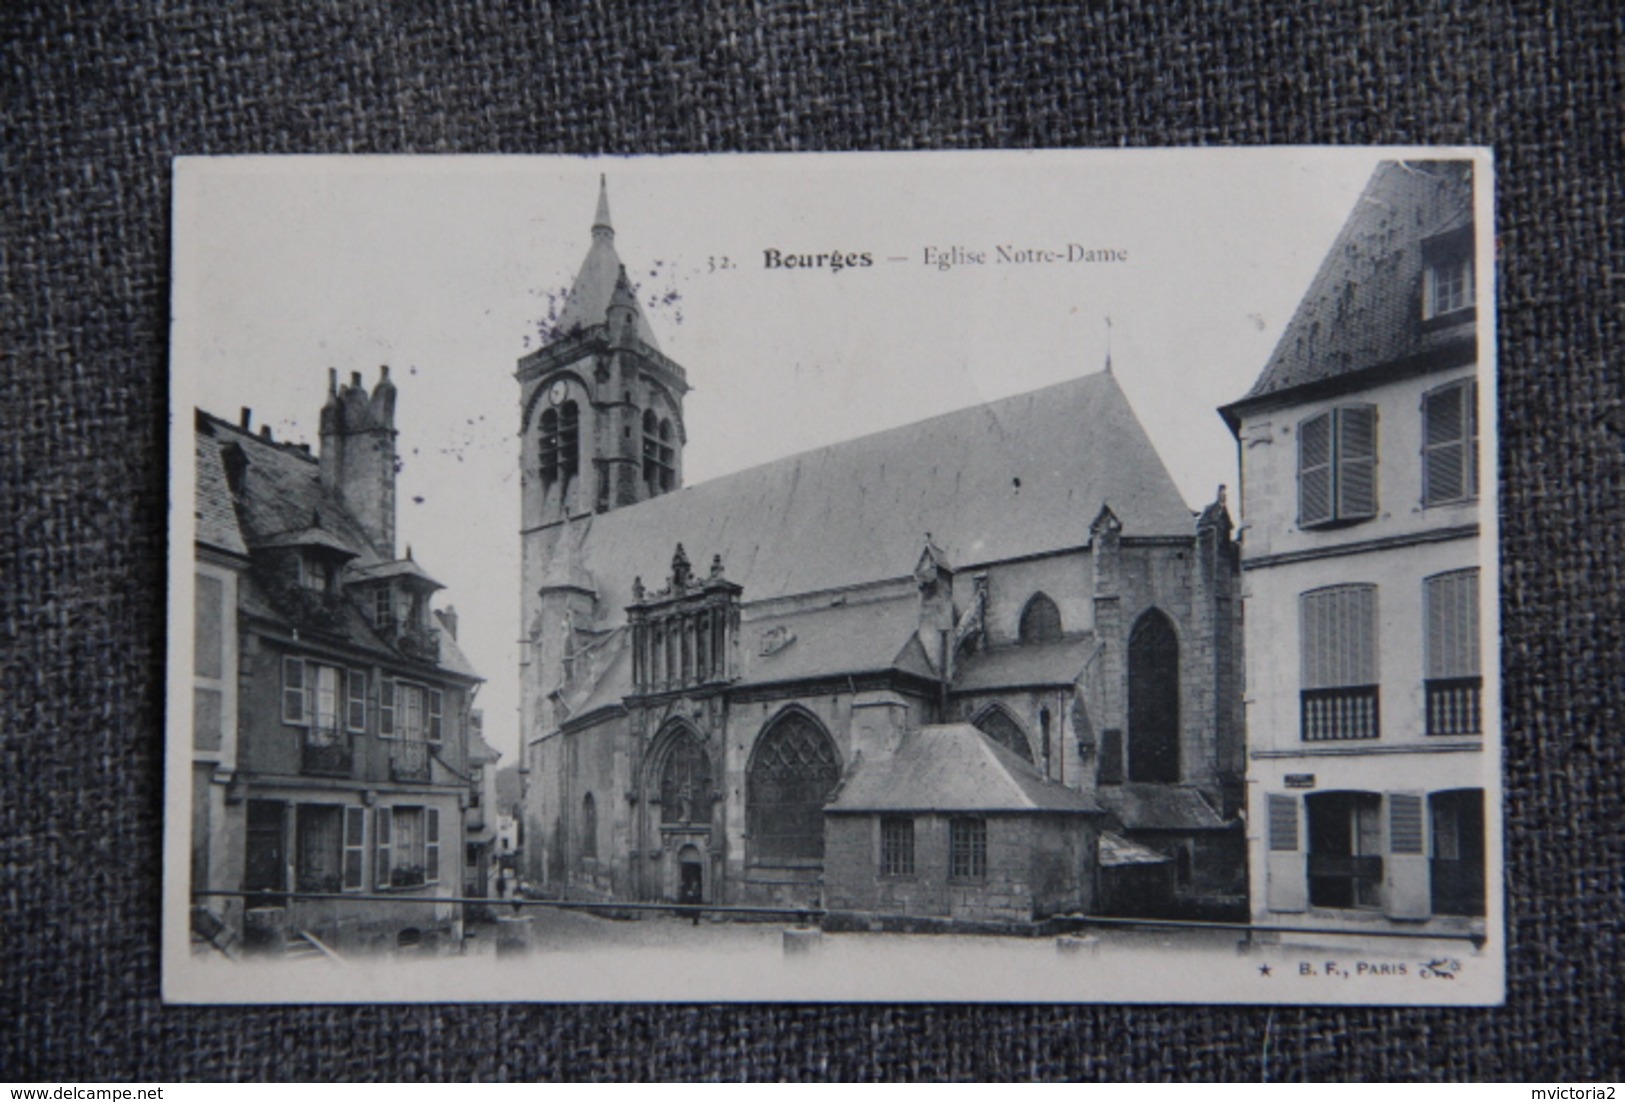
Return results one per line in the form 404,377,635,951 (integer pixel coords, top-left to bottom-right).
1223,160,1476,423
738,592,937,688
198,413,386,567
194,422,248,557
1094,783,1229,832
355,557,445,590
565,369,1194,625
553,178,662,350
468,732,502,765
953,634,1098,692
195,411,478,681
826,724,1101,815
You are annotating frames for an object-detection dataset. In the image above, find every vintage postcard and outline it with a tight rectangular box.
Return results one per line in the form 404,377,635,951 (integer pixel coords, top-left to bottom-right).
165,148,1501,1003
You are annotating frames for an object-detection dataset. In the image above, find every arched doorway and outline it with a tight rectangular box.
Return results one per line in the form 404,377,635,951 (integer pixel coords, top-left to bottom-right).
677,843,705,907
1127,609,1180,783
746,709,840,863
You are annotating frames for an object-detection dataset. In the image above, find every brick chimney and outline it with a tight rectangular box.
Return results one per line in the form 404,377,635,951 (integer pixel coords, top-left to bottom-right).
319,365,398,556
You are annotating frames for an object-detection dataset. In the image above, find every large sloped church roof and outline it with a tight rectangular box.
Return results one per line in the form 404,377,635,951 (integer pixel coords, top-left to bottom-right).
562,367,1195,623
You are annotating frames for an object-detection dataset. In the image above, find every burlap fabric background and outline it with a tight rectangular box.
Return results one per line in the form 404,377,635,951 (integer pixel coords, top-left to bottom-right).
3,1,1620,1082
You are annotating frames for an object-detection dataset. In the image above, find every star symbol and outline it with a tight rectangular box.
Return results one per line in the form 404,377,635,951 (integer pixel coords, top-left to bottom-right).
1258,964,1272,977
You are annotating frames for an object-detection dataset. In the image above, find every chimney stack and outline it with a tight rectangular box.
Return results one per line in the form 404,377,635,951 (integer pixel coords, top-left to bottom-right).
318,366,399,557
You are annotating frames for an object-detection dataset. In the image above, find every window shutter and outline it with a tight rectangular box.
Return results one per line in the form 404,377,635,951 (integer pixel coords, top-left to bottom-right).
425,807,441,883
428,689,444,742
347,669,367,733
1302,585,1377,689
1336,405,1377,519
375,807,393,889
1388,793,1425,854
1267,794,1299,851
282,657,306,724
1425,570,1481,679
379,678,395,737
1423,383,1472,505
1298,411,1333,525
342,806,366,891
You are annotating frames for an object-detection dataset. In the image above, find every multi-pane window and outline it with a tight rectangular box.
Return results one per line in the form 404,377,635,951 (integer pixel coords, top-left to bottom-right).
880,817,915,877
949,817,987,881
642,410,675,494
1298,405,1377,527
973,707,1033,763
539,400,580,486
1422,379,1479,506
379,679,443,742
747,711,841,863
1300,585,1379,741
282,658,366,735
372,585,394,629
1018,592,1062,644
580,792,597,860
1425,569,1482,735
291,805,366,894
1423,227,1475,319
376,805,439,889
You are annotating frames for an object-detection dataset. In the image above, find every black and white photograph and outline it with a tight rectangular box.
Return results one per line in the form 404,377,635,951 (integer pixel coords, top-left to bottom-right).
165,149,1500,1003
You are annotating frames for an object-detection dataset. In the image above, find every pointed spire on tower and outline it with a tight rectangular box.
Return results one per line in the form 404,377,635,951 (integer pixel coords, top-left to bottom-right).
592,173,613,239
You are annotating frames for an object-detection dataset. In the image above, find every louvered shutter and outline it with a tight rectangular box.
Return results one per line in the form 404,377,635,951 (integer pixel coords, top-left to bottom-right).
425,807,441,883
347,669,367,733
1425,570,1481,679
1385,792,1431,919
1301,586,1377,689
1298,412,1333,525
342,806,366,890
1336,405,1378,519
375,807,393,889
1265,794,1306,912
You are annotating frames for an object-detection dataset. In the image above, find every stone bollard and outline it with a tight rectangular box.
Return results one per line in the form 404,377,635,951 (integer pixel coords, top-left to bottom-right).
243,906,287,956
1056,934,1100,956
496,914,533,958
783,926,823,956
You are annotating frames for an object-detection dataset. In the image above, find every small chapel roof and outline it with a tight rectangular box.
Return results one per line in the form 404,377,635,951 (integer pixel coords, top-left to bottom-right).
1222,160,1476,426
566,369,1195,623
953,633,1098,693
552,176,662,350
826,724,1100,815
1094,783,1230,832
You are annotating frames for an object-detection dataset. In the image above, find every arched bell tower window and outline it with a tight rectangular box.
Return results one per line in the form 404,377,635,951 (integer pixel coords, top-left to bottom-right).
1127,608,1180,783
643,409,675,495
1019,592,1063,644
540,400,580,486
746,710,840,863
658,730,713,825
973,705,1035,763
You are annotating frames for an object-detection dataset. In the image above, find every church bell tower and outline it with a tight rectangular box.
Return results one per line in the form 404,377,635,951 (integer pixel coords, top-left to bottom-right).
517,177,690,533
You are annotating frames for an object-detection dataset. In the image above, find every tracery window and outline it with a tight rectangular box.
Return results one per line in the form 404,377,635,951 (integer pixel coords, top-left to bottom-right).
747,711,840,863
973,706,1034,763
659,731,713,825
1018,592,1063,644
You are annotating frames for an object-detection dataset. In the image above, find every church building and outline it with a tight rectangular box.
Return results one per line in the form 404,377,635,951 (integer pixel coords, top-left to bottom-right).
517,181,1248,928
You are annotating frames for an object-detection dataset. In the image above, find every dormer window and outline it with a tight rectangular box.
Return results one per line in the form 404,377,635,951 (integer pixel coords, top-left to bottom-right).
299,553,337,593
1422,226,1475,321
372,585,394,629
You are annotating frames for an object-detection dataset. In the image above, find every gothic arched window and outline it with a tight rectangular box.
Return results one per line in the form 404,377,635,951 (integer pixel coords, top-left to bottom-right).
973,706,1035,762
643,409,675,494
659,730,713,825
580,791,597,860
747,711,840,863
1127,608,1180,783
1019,592,1063,644
540,400,580,486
